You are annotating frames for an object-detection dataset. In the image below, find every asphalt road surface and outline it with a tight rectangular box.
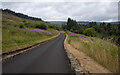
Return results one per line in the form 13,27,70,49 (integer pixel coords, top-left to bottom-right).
3,33,73,73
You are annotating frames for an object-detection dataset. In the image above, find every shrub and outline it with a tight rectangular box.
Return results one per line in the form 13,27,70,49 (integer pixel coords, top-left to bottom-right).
23,20,26,23
48,25,55,29
19,23,25,28
36,23,47,30
117,36,120,45
83,28,97,37
70,29,73,32
73,29,84,34
48,25,61,31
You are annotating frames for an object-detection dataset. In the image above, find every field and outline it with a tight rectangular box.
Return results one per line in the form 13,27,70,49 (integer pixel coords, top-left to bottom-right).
68,33,118,73
2,25,59,53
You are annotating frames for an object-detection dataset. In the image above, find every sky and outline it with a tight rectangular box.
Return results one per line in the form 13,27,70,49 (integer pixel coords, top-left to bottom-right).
2,0,119,22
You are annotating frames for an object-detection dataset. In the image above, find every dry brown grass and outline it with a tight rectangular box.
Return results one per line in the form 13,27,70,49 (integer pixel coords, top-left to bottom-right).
69,36,118,73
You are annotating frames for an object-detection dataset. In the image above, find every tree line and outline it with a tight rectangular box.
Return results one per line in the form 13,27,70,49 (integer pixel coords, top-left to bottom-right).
62,18,120,45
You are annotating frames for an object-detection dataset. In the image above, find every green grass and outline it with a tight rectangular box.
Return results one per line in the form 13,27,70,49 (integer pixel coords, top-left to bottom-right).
0,26,1,54
2,25,59,53
68,35,118,73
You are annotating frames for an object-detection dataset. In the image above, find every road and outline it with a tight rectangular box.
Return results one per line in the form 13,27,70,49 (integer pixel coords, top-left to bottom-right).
3,33,73,73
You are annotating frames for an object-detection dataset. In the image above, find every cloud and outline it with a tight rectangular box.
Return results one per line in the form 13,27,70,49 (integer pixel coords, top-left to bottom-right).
1,0,119,2
2,2,118,22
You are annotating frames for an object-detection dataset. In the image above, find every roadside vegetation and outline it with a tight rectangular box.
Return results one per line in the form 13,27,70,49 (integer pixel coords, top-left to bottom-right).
0,26,1,54
68,33,118,73
2,9,59,53
2,25,58,53
63,18,119,73
62,18,120,45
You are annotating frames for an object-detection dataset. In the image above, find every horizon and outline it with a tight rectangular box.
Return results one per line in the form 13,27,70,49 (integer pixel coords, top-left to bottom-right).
45,20,118,22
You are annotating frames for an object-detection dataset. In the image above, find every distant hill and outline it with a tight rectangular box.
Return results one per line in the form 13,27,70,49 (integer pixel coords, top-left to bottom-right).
77,21,90,25
47,21,90,25
2,9,43,25
48,21,119,25
47,21,66,25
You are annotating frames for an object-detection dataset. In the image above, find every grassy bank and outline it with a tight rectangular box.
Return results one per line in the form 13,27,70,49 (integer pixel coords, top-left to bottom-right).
2,25,59,53
68,33,118,73
0,26,1,54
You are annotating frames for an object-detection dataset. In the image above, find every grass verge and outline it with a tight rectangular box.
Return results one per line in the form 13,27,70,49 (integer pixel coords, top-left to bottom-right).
2,25,59,53
68,34,118,73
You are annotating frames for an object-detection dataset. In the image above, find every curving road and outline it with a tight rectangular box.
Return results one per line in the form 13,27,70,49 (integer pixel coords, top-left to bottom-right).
3,33,73,73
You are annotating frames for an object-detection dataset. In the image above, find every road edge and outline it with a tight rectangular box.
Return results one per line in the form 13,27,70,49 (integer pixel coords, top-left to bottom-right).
2,33,60,61
64,34,89,74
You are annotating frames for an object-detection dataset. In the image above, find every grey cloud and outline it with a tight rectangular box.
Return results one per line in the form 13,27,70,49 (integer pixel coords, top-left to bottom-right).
2,2,118,22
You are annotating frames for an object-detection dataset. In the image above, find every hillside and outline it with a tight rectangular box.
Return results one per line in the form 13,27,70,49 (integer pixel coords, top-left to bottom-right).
2,9,43,25
2,9,59,53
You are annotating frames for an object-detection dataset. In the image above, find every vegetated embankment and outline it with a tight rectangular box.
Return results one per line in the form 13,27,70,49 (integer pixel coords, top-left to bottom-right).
65,32,118,73
2,25,59,59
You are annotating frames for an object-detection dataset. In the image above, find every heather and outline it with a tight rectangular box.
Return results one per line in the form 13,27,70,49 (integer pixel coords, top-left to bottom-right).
69,32,89,40
8,25,50,33
68,33,118,73
2,25,58,53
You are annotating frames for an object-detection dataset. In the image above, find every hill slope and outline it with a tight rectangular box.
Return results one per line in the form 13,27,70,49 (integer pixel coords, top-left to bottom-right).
2,9,59,53
2,9,43,25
